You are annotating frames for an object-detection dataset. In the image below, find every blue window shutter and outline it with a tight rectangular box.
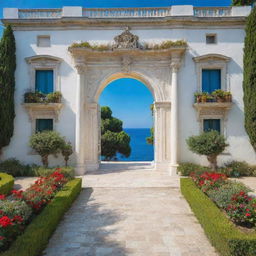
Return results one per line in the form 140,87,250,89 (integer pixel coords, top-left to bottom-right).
202,69,221,93
203,119,221,133
36,119,53,133
35,70,54,94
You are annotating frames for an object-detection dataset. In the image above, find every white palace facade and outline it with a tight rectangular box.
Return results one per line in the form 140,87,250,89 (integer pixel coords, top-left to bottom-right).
2,5,256,175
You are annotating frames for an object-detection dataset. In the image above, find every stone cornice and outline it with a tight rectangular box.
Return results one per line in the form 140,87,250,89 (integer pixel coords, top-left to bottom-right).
69,47,186,61
1,16,247,31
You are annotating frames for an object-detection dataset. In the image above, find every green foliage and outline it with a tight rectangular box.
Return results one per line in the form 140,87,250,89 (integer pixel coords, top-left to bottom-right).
101,106,131,160
177,162,211,176
224,161,256,177
143,40,187,50
181,178,256,256
33,167,74,179
187,131,228,170
243,7,256,151
0,179,82,256
24,91,62,103
0,159,32,177
232,0,253,5
146,128,154,145
69,41,111,51
0,173,14,195
61,143,73,167
0,200,32,222
0,25,16,154
207,181,251,208
29,131,66,168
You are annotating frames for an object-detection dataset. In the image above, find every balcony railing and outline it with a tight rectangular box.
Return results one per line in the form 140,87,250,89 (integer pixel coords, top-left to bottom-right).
193,7,231,17
11,6,249,19
18,9,62,19
83,7,172,18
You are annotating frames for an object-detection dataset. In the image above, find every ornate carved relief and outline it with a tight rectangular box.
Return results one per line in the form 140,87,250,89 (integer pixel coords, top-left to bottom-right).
113,27,139,49
23,103,63,122
121,56,132,73
193,102,232,120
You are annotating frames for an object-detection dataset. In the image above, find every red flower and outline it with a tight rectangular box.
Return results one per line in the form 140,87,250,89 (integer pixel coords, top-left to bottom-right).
12,215,23,223
0,195,5,200
245,213,251,217
11,190,23,199
0,236,5,241
0,216,13,228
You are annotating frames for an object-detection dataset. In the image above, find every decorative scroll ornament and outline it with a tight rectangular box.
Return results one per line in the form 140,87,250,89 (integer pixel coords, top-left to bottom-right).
114,27,139,49
121,56,132,73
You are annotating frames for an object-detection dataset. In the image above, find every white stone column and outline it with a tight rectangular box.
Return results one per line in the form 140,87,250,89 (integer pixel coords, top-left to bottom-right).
75,60,86,175
154,101,171,171
170,56,181,176
84,102,100,172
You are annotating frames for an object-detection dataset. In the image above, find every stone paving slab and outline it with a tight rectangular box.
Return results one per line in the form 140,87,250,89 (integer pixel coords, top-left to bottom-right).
43,165,218,256
14,177,37,190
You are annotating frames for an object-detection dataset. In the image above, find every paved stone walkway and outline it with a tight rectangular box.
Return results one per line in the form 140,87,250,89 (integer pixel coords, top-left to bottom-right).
43,163,218,256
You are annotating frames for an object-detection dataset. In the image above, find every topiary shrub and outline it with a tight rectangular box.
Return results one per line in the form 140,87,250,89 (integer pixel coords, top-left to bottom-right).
61,142,73,167
186,131,228,171
207,181,252,208
29,131,65,168
177,162,211,176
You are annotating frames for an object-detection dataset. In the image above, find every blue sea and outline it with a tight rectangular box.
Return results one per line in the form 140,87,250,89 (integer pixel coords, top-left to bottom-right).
116,128,154,161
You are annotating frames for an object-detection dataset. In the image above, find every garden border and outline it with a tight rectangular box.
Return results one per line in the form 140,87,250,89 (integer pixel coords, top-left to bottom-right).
0,178,82,256
0,173,14,195
180,178,256,256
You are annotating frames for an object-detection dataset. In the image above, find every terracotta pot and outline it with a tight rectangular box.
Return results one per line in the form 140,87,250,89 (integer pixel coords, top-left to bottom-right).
225,95,232,102
216,96,225,103
201,96,207,103
196,96,201,103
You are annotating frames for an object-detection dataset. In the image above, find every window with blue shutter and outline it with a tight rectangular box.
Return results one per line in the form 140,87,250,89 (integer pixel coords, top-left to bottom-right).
36,119,53,133
202,69,221,93
35,70,54,94
203,119,221,133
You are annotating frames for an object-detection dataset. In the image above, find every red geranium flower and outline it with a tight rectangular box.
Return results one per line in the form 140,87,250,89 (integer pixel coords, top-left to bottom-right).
0,216,13,228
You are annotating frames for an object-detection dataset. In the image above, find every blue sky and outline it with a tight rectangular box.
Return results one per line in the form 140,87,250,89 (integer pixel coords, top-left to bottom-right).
0,0,232,128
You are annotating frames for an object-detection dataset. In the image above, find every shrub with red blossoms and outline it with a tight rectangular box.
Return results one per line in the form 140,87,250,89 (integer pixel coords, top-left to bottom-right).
0,169,68,251
226,191,256,227
190,172,227,192
22,171,67,212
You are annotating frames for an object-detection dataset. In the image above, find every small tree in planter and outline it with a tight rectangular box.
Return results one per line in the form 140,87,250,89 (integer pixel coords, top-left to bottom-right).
186,130,228,171
29,131,65,167
61,142,73,167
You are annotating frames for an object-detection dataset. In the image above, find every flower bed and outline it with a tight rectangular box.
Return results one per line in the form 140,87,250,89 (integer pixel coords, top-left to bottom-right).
181,175,256,256
0,174,14,195
0,170,75,253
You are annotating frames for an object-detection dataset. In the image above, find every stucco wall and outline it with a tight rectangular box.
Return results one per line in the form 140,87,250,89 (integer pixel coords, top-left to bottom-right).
2,26,256,167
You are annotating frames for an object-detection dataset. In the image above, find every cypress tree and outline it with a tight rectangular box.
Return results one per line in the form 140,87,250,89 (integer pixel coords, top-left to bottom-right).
243,7,256,150
0,25,16,154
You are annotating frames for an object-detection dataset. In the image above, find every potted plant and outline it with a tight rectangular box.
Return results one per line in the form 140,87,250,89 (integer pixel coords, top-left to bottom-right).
212,89,226,102
201,92,209,103
224,91,232,102
46,91,62,103
194,92,202,103
24,91,45,103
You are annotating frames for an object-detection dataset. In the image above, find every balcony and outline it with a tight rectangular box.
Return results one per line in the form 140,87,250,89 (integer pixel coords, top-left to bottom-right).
3,6,251,20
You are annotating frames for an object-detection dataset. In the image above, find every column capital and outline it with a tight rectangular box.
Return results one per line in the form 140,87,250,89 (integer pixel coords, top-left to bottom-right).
154,101,171,109
170,52,183,72
74,56,87,74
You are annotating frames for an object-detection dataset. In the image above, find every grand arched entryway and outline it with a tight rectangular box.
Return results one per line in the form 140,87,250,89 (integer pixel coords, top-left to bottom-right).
69,29,186,175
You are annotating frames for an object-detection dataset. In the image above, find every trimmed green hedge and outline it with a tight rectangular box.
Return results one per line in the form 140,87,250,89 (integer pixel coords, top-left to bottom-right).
0,178,82,256
180,178,256,256
0,173,14,195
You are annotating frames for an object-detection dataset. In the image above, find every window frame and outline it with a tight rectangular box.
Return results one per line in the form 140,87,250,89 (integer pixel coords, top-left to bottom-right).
26,55,62,92
37,35,51,48
206,33,217,45
35,118,54,133
193,54,231,93
203,118,221,133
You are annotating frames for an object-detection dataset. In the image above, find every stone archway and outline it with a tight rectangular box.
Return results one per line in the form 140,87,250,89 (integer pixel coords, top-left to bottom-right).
69,28,186,175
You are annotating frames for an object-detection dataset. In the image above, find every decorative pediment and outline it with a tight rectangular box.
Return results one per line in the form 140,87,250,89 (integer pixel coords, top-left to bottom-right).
25,55,63,64
193,54,230,63
113,27,139,49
